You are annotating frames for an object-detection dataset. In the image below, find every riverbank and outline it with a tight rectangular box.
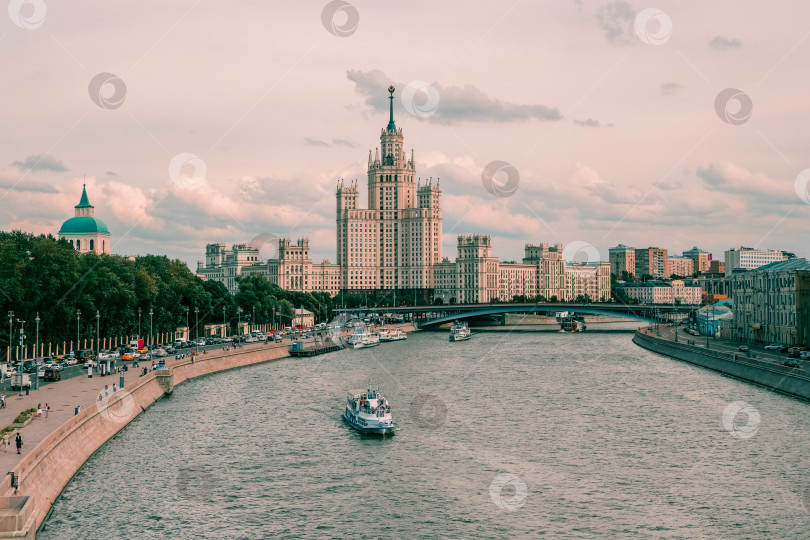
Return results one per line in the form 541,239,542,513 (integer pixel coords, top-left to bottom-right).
1,324,416,538
633,328,810,401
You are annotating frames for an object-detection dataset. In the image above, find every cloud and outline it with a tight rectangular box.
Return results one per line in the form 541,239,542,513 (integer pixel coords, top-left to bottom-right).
106,171,119,177
661,82,683,96
304,137,356,148
595,0,636,43
573,118,613,127
709,35,742,50
696,162,794,204
304,137,329,147
347,69,561,124
10,154,69,172
0,170,58,193
332,138,355,147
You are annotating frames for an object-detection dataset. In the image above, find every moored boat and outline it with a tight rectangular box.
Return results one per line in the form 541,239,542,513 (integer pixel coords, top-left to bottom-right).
379,328,407,342
449,321,471,342
345,327,380,348
344,388,396,435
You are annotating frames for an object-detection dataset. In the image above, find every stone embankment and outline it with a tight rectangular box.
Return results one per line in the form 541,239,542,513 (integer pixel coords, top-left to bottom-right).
633,330,810,401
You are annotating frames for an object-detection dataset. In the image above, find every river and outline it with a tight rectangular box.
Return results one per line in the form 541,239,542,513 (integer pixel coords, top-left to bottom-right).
40,331,810,538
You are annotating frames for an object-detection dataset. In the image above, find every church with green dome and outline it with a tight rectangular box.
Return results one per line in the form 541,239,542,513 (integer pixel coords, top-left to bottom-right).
58,184,111,254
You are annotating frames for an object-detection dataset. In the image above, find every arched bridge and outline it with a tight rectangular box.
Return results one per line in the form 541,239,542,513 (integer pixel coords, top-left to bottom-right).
335,303,697,329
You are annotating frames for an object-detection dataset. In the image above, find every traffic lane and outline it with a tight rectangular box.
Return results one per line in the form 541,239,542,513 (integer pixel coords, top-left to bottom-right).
659,326,805,369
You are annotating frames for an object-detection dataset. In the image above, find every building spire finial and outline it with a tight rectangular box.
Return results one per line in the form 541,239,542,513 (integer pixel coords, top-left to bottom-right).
386,85,396,131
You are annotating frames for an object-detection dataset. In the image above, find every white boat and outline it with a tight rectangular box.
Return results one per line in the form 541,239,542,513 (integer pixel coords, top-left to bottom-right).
345,327,380,349
344,388,396,435
379,328,407,342
449,321,471,342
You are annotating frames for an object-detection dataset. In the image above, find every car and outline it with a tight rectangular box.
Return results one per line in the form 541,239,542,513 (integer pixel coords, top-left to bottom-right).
43,367,61,381
138,353,150,360
195,339,206,347
764,344,782,350
56,361,69,369
137,347,149,354
790,349,802,358
739,346,750,352
784,358,800,368
78,349,96,362
273,335,283,343
152,349,167,358
37,366,46,378
800,351,810,360
780,346,791,353
164,346,176,354
121,352,137,361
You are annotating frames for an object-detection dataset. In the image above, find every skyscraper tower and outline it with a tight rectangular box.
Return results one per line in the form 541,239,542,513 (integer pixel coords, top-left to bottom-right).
336,85,442,296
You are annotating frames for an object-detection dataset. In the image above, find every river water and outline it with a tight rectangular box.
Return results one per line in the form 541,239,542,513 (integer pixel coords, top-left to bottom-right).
40,331,810,539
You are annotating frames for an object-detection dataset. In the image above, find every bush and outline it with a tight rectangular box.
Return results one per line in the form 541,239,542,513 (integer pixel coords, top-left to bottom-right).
13,408,36,424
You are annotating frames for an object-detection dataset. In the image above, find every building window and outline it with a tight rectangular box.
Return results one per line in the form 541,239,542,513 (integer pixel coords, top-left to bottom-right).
76,239,81,250
90,239,95,250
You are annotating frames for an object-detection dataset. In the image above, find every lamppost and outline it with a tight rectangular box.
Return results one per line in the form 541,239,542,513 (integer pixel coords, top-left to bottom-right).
17,319,25,396
185,307,190,339
222,306,226,337
194,307,199,342
138,307,142,341
35,313,40,390
76,309,81,353
252,306,255,332
149,308,154,362
7,310,13,364
237,307,242,336
95,310,100,356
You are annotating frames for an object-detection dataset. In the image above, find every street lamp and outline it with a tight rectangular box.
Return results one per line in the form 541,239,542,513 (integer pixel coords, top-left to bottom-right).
76,309,81,353
7,310,13,363
17,319,25,396
138,307,142,341
252,306,255,332
35,313,40,390
194,307,199,342
237,307,242,336
95,310,100,356
222,306,226,337
149,308,154,362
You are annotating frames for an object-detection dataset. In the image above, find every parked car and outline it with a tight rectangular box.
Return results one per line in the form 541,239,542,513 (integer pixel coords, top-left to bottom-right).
784,358,800,368
739,346,750,352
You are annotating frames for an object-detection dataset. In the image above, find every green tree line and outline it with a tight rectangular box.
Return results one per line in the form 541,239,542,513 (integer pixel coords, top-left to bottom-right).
0,231,342,357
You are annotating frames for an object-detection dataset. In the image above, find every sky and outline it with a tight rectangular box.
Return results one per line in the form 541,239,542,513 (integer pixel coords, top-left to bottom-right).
1,0,809,269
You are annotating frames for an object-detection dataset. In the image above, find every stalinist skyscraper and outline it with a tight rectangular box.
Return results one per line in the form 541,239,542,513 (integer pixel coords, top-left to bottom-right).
336,85,442,298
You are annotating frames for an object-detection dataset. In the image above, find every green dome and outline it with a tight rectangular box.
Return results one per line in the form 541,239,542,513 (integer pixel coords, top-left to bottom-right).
59,216,110,235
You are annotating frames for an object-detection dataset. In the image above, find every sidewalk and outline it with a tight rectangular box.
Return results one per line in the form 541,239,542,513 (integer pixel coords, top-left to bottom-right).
0,364,153,472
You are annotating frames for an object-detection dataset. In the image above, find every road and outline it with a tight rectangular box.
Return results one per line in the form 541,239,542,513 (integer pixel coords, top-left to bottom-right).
644,324,805,371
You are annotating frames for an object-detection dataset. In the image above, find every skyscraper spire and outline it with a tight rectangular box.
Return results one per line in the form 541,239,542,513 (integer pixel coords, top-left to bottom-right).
386,85,396,131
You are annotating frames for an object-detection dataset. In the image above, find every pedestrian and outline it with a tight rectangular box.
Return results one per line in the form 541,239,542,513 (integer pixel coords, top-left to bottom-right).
2,432,8,453
112,384,117,393
45,404,49,418
15,433,22,454
74,406,80,415
0,394,5,409
98,393,103,402
37,405,42,418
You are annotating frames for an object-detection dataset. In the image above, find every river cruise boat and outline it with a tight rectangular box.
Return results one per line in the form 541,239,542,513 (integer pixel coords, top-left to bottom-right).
345,327,380,349
379,328,407,342
344,388,396,435
449,321,472,342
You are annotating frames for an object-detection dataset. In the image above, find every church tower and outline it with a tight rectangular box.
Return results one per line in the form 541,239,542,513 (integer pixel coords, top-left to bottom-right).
58,184,111,254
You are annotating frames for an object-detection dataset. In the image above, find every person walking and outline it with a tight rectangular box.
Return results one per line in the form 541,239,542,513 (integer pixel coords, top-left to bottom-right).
2,432,8,453
45,404,50,418
15,433,22,454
